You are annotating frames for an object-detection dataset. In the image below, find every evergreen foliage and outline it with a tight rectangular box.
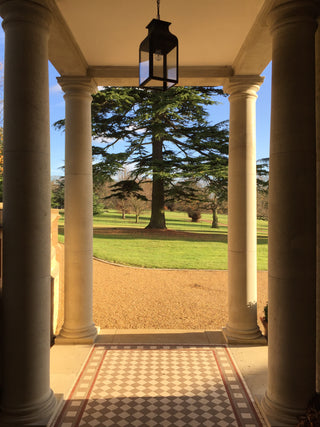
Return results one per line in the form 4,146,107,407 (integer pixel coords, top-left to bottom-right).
105,179,148,203
256,157,269,219
51,176,105,215
51,177,65,209
105,179,148,222
89,86,229,229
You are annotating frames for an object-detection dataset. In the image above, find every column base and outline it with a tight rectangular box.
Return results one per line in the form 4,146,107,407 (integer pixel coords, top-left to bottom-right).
0,389,56,426
55,324,100,344
222,325,267,345
47,394,65,427
260,392,306,426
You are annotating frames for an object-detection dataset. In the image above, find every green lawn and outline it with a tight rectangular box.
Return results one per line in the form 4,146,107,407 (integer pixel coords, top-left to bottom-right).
58,210,268,270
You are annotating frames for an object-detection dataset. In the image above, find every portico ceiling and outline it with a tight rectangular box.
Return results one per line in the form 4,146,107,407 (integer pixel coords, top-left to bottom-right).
49,0,274,86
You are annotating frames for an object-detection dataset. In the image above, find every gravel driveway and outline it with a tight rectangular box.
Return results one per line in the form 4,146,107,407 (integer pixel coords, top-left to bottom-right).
56,244,268,332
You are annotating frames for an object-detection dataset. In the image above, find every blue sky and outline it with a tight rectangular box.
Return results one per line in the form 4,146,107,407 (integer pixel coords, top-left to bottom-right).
0,21,272,177
50,63,272,177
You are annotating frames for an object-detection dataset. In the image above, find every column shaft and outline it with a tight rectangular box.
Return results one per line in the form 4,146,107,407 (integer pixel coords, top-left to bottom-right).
262,1,317,424
57,77,98,343
316,16,320,395
0,0,56,424
223,75,265,344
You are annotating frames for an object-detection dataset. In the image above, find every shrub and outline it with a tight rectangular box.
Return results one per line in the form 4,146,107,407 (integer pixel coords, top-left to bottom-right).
187,209,201,222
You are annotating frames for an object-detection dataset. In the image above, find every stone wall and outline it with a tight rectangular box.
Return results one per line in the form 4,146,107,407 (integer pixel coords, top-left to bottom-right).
51,209,60,342
0,206,60,343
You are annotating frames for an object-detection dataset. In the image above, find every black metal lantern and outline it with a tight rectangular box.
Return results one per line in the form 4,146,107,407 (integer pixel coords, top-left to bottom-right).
139,3,178,90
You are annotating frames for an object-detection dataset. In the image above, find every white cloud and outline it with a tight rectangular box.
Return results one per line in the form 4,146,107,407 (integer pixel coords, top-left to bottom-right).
50,83,63,94
126,125,146,134
92,136,116,144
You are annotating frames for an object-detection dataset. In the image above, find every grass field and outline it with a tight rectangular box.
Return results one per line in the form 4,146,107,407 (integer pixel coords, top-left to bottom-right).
58,210,268,270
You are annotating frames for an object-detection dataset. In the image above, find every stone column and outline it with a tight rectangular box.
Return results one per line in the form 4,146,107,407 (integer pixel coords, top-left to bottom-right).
57,76,98,343
223,75,265,345
0,0,56,424
316,15,320,395
261,1,317,424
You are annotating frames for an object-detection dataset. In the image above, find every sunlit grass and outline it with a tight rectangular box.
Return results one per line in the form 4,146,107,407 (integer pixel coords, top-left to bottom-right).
58,209,268,270
92,234,228,270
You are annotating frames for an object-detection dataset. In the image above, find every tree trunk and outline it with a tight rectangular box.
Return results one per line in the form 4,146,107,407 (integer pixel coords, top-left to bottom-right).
146,136,166,229
121,208,126,219
211,206,219,228
135,214,139,223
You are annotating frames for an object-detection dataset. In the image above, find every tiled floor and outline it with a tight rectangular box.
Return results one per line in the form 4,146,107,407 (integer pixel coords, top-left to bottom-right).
53,344,264,427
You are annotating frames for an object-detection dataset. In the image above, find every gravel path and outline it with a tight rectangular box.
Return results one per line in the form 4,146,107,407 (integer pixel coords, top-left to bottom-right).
56,244,268,331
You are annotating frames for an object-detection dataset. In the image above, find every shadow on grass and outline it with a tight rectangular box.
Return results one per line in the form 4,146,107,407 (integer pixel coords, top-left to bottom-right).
59,225,267,245
93,214,226,229
92,228,228,243
94,214,136,222
257,236,268,245
164,218,195,224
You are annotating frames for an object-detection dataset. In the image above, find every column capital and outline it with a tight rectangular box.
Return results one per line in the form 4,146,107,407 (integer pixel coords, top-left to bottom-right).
57,76,97,99
223,75,264,98
0,0,52,30
268,0,319,34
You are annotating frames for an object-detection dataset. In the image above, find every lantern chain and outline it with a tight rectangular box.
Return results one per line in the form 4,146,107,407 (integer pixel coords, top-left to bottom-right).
157,0,160,20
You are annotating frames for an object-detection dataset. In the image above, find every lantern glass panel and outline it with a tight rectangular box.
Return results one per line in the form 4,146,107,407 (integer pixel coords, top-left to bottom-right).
167,46,177,81
153,51,164,78
139,50,150,85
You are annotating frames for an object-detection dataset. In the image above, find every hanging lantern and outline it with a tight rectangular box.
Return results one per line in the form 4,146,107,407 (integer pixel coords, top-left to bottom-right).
139,1,178,90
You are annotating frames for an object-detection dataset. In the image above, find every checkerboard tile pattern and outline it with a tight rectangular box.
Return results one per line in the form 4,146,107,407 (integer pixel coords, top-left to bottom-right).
53,345,264,427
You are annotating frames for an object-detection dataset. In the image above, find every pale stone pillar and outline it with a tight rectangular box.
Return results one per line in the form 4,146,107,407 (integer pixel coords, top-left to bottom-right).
261,1,317,424
316,16,320,395
0,0,56,424
223,75,265,345
57,76,98,343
